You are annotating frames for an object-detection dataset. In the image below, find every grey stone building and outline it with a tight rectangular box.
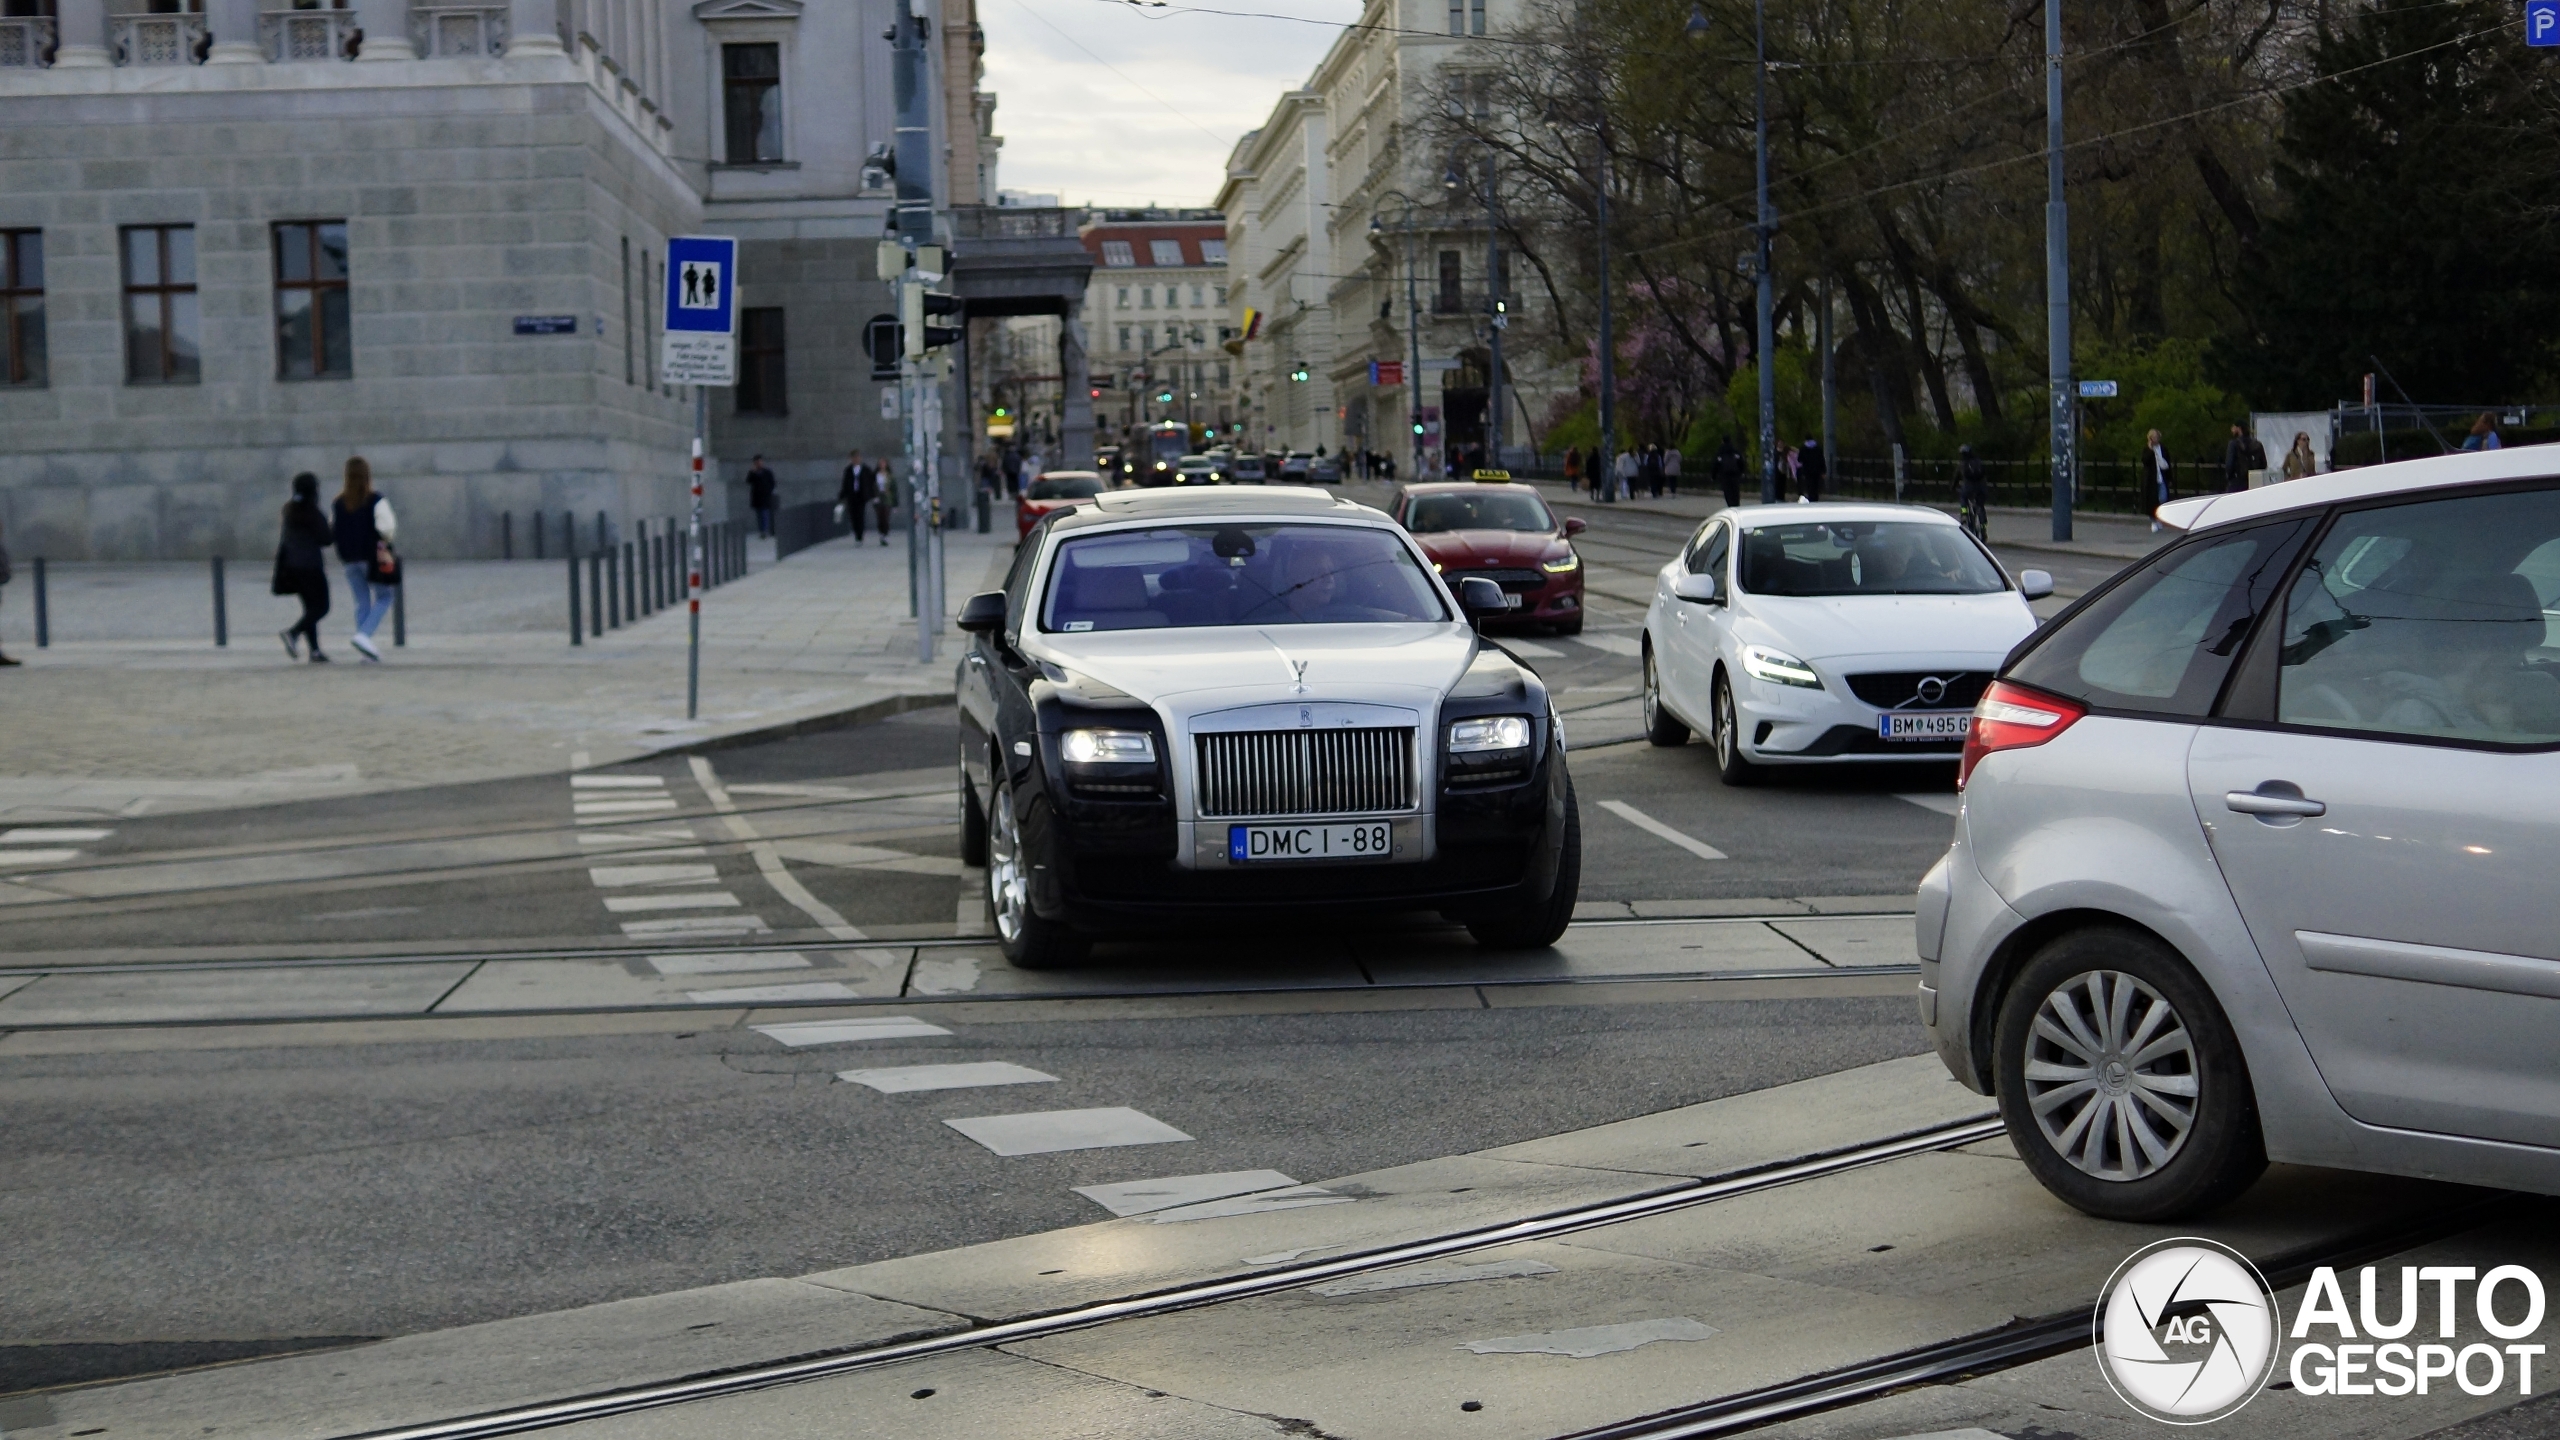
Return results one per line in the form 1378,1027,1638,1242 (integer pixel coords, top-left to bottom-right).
0,0,1078,560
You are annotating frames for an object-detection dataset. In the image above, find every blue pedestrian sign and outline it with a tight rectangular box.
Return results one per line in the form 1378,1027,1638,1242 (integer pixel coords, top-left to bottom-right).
2531,0,2559,45
661,235,737,385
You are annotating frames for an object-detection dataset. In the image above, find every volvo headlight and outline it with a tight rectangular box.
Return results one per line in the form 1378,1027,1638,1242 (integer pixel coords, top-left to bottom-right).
1540,552,1581,573
1740,645,1822,688
1061,729,1157,763
1448,715,1532,753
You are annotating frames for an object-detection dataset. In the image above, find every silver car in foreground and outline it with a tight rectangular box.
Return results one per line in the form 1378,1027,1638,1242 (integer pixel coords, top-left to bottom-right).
1926,449,2560,1220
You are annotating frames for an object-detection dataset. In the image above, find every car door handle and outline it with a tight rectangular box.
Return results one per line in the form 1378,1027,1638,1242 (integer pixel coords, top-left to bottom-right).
2226,785,2326,818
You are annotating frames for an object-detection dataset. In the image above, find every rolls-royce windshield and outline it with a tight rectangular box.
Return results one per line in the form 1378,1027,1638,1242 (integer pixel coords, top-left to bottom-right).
1041,524,1450,631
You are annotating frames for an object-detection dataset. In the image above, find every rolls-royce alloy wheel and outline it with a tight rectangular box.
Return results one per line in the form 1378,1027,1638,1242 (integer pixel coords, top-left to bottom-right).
1642,643,1688,747
1994,927,2265,1221
986,776,1086,969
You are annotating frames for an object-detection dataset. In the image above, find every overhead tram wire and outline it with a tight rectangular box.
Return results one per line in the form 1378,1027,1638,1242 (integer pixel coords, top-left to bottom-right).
1004,0,1232,144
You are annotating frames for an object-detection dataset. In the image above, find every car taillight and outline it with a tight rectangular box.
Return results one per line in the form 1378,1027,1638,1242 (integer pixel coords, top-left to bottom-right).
1957,680,2086,789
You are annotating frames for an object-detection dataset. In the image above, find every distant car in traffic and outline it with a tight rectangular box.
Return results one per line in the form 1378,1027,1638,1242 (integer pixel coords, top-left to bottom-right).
1389,481,1588,636
1016,470,1106,541
1308,455,1342,484
953,486,1580,969
1228,453,1268,483
1277,452,1313,482
1175,454,1219,485
1929,449,2560,1221
1641,503,2052,784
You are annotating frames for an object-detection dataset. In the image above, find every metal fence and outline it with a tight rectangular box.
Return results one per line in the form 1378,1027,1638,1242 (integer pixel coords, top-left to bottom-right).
774,500,853,561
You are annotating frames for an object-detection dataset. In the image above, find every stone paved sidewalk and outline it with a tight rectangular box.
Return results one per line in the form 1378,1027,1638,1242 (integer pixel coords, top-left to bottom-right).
0,525,1013,822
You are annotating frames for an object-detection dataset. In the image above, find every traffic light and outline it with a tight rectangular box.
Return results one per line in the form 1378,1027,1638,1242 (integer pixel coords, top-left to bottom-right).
901,284,963,358
1289,361,1311,383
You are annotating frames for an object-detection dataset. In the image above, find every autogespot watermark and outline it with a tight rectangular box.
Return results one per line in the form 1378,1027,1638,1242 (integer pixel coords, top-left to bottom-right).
2093,1238,2549,1425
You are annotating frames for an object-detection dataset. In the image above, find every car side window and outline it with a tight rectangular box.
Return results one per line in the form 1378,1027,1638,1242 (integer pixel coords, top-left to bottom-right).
1001,538,1041,640
1685,522,1729,578
2006,518,2308,717
2275,486,2560,745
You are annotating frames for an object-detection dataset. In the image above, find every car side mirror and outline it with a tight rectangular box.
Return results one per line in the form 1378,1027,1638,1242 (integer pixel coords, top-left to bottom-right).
1457,575,1509,617
1563,516,1587,536
957,590,1007,634
2018,569,2054,602
1673,572,1720,605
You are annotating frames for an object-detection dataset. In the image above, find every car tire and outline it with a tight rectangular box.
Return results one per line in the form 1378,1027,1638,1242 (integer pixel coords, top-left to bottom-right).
1994,927,2267,1222
1553,615,1584,637
986,775,1088,970
1642,642,1689,747
1711,671,1759,786
1465,783,1581,950
958,742,989,868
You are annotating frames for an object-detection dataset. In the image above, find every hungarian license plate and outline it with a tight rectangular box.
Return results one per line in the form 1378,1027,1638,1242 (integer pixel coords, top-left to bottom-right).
1880,712,1971,741
1229,821,1393,862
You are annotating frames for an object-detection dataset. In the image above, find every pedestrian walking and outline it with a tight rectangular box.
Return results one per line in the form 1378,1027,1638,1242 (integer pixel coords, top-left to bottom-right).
1779,443,1799,502
841,449,888,544
0,519,17,667
2219,424,2254,493
2282,431,2319,481
1663,444,1682,496
1613,447,1638,501
1640,443,1664,499
274,472,334,663
1712,437,1743,509
746,454,778,537
2143,429,2174,530
1562,445,1582,493
2463,412,2503,451
1957,444,1988,539
1797,438,1826,503
330,457,397,662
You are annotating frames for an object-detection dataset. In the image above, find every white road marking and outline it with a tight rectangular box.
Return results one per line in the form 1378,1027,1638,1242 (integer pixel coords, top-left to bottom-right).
604,893,743,913
574,800,680,816
1149,1186,1354,1224
302,905,423,922
683,980,860,1004
751,1016,950,1047
0,828,112,842
620,914,772,937
690,756,868,943
1897,792,1962,816
944,1107,1194,1157
1461,1317,1720,1358
570,776,667,789
837,1061,1058,1094
1571,633,1642,657
1074,1170,1300,1218
1499,638,1564,658
1597,800,1729,860
647,951,812,976
1241,1246,1334,1266
577,831,703,850
725,783,867,799
0,850,80,866
1310,1258,1559,1297
587,864,720,887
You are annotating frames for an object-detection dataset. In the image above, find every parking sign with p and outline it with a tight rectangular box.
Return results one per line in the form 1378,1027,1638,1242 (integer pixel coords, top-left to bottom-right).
2532,0,2558,46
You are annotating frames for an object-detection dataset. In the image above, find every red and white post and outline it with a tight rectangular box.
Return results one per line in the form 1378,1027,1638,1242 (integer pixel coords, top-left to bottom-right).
686,394,705,719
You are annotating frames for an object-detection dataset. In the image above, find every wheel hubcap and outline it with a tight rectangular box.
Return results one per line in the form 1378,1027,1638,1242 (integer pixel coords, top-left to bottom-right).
1643,654,1659,727
1716,685,1735,764
987,783,1027,943
2024,969,2200,1182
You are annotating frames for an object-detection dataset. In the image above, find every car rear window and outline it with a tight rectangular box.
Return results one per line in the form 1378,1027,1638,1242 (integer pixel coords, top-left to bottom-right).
1404,491,1554,534
1028,476,1102,500
2007,518,2309,716
1041,524,1448,632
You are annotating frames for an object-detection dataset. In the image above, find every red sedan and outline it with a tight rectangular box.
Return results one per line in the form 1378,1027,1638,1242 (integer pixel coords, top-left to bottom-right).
1016,470,1106,541
1388,481,1587,634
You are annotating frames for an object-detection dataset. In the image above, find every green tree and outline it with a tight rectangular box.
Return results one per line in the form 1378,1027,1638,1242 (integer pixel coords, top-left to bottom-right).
2217,0,2560,409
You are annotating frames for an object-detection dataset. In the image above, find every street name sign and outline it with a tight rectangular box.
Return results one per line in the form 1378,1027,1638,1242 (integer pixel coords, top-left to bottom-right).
661,235,737,386
513,314,577,335
2078,379,2120,398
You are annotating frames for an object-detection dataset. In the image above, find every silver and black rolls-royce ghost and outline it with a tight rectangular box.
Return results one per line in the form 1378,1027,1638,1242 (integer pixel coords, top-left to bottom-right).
955,486,1580,968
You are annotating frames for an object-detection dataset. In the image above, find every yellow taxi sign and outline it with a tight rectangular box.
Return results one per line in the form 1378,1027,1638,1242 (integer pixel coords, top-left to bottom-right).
1469,468,1513,482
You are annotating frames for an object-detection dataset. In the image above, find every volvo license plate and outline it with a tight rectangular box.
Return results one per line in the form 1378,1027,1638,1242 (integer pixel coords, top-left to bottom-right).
1228,822,1394,862
1880,712,1970,741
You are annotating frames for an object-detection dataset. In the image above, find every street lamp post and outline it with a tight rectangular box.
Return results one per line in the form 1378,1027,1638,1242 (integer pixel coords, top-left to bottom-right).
1446,160,1506,472
1370,199,1431,483
1690,1,1777,504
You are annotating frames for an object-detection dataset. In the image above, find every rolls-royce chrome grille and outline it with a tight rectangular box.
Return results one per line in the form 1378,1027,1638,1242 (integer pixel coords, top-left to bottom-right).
1194,728,1417,819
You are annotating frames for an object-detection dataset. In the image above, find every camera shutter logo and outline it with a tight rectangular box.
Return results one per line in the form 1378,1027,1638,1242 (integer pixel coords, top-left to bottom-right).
2095,1238,2280,1424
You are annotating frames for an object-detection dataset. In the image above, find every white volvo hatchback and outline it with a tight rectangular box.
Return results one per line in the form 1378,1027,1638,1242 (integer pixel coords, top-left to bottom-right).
1641,502,2053,782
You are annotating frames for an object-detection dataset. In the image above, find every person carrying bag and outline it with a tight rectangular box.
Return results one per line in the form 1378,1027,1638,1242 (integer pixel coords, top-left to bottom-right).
331,456,398,661
274,473,334,662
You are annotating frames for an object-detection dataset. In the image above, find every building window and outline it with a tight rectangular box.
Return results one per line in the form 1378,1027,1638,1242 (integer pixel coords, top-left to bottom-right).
1115,285,1130,307
121,224,199,385
1101,240,1134,267
1470,0,1485,32
272,221,350,381
1201,239,1227,263
1217,362,1230,388
1117,325,1132,351
1436,250,1462,312
721,43,784,164
1,230,42,389
1149,239,1184,266
1448,0,1462,33
1216,284,1229,306
1191,285,1205,307
736,306,787,414
1164,324,1180,350
621,236,634,385
1139,287,1154,309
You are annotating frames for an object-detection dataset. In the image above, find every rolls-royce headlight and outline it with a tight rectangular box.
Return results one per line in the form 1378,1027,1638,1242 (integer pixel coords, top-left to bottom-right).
1741,645,1823,689
1448,715,1532,753
1061,729,1157,763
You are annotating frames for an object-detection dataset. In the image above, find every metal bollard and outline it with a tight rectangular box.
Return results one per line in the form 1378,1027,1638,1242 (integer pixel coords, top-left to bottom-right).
211,556,228,647
606,548,620,629
975,487,990,534
622,541,636,622
596,510,609,553
567,553,582,645
32,557,46,647
394,581,406,647
589,552,605,637
533,509,545,560
503,511,514,560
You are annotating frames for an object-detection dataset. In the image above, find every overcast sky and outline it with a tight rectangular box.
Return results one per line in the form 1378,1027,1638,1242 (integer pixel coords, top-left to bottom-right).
978,0,1354,210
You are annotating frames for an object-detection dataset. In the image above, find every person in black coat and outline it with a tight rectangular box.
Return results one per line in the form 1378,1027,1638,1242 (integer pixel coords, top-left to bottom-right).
746,455,779,537
1639,443,1665,499
1712,438,1744,509
1797,438,1827,502
840,449,887,545
276,473,334,662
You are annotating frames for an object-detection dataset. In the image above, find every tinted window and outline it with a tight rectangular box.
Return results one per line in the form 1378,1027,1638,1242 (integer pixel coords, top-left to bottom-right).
1027,476,1102,500
2009,520,2306,716
1738,522,2005,596
1042,524,1448,632
1404,491,1554,534
1685,521,1729,577
2277,487,2560,744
